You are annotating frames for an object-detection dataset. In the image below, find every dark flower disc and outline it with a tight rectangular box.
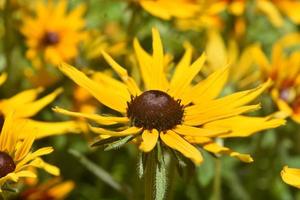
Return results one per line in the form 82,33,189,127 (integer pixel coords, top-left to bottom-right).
42,31,60,46
0,151,16,178
127,90,184,131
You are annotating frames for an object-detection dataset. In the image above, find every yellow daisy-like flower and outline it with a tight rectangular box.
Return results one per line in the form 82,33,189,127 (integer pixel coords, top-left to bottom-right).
281,166,300,189
0,74,81,139
138,0,200,20
19,178,74,200
21,0,86,66
252,35,300,122
55,28,284,165
0,112,59,191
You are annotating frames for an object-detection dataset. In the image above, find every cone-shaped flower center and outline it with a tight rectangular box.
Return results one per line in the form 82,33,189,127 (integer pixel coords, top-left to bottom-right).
0,152,15,178
127,90,184,131
43,31,60,46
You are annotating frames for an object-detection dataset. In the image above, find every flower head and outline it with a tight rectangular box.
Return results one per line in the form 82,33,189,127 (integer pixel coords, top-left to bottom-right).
21,0,86,66
0,112,59,191
252,34,300,122
55,28,284,165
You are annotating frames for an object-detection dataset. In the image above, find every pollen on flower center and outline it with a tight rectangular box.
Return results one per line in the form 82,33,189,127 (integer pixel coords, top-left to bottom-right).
42,31,60,46
0,152,16,178
127,90,184,131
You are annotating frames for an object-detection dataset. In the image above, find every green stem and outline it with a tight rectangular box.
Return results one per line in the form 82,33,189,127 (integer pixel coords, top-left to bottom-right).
211,158,222,200
144,149,156,200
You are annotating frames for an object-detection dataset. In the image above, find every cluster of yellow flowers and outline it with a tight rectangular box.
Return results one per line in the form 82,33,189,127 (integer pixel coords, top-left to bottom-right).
1,0,300,198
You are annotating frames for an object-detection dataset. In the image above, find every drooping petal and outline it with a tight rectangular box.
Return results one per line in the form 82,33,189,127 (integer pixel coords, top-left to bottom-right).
29,158,60,176
160,130,203,165
139,129,159,152
14,134,35,161
203,142,253,163
59,63,128,113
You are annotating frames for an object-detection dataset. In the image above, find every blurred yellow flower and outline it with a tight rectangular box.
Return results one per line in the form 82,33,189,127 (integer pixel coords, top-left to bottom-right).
205,29,260,89
0,112,59,192
0,74,81,139
138,0,200,20
281,166,300,189
252,34,300,122
55,28,284,165
19,178,74,200
21,0,86,66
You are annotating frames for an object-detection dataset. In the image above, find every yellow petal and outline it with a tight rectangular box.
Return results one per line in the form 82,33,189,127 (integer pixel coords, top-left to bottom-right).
13,88,62,118
151,28,168,90
101,51,141,96
281,166,300,189
174,125,228,137
185,66,229,104
53,106,129,125
59,63,127,113
0,112,16,153
17,119,82,139
15,170,37,178
160,130,203,165
134,38,156,90
257,0,283,27
15,134,35,161
204,116,285,138
139,129,159,152
203,142,253,163
90,126,142,137
30,158,60,176
169,53,206,99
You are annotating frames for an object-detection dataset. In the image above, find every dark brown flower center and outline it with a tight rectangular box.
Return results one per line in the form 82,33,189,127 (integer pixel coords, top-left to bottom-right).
0,151,15,178
127,90,184,131
42,31,60,46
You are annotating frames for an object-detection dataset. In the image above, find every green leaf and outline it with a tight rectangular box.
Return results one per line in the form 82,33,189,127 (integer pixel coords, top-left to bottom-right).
104,135,135,151
91,136,123,147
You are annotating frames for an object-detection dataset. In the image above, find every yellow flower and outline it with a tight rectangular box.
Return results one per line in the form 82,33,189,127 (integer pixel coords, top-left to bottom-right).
281,166,300,189
55,28,284,165
138,0,200,20
19,177,74,200
0,74,81,139
252,34,300,122
205,29,260,89
0,112,59,192
21,0,86,66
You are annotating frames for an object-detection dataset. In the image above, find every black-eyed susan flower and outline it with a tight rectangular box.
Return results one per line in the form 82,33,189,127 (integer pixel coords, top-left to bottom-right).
55,28,284,165
0,74,81,139
19,178,74,200
281,166,300,189
252,35,300,123
21,0,86,66
0,112,59,192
